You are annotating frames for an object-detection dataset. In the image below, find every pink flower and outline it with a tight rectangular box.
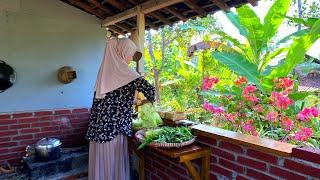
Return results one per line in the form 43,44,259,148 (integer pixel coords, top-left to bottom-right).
244,95,259,103
310,107,319,117
234,76,248,86
266,111,278,122
202,77,219,91
202,102,224,114
276,77,294,91
224,113,236,122
270,92,294,110
241,119,258,136
281,117,294,132
243,85,257,95
253,104,264,113
297,107,319,122
294,128,313,141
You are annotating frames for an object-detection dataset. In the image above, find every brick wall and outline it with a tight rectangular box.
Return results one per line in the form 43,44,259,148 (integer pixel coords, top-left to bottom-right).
144,132,320,180
0,108,90,165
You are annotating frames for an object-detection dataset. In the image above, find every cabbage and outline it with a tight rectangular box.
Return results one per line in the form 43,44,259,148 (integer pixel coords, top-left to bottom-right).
133,103,163,130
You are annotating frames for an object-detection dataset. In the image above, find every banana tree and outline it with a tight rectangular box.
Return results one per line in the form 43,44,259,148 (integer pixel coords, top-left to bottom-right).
210,0,320,93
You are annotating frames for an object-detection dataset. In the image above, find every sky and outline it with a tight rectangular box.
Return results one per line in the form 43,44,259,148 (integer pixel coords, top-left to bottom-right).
213,0,319,59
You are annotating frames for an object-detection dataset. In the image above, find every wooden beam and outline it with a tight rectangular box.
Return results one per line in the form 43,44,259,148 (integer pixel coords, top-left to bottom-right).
210,0,230,12
114,23,133,32
90,0,113,15
69,0,104,19
183,0,207,16
103,0,125,11
136,6,145,74
102,0,184,26
165,7,187,21
108,26,125,35
150,12,172,25
247,0,258,6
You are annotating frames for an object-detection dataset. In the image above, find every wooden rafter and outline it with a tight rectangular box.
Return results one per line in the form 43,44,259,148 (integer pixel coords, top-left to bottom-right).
210,0,230,12
247,0,258,6
108,26,125,35
102,0,184,26
103,0,125,11
114,23,133,32
183,0,207,16
69,0,104,19
89,0,113,15
165,7,187,21
150,12,172,25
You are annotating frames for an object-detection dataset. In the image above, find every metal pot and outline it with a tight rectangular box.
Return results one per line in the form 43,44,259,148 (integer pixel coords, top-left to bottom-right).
35,138,61,161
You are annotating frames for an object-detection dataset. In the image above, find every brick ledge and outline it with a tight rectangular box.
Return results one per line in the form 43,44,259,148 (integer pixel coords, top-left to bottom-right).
191,124,296,157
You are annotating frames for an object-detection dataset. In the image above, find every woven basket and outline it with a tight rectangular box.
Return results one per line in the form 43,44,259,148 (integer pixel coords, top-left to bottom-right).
135,129,195,148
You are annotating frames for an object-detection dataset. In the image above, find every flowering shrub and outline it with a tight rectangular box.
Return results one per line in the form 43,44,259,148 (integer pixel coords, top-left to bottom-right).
201,76,320,148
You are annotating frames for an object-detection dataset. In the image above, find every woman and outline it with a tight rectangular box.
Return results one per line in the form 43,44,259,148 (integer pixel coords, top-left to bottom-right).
86,38,155,180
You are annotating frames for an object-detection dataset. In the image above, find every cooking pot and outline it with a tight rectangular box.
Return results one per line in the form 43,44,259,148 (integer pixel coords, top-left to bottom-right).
0,60,15,92
35,138,61,161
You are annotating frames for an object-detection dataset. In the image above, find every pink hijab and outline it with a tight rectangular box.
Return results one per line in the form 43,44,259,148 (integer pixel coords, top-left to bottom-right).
95,38,140,99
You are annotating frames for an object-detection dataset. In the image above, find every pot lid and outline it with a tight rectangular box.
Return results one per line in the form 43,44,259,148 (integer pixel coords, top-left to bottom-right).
36,138,61,147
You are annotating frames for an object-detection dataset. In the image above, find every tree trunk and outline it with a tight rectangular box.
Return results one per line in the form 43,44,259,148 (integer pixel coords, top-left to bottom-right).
153,69,161,104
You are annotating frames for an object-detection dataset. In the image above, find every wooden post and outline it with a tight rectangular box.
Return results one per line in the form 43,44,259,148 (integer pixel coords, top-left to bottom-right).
136,6,145,75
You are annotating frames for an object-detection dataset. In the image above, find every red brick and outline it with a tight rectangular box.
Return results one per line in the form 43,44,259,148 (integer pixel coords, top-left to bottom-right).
219,158,245,173
0,153,19,160
0,130,18,137
54,110,71,115
41,126,60,132
0,125,9,131
19,139,37,146
13,112,33,118
76,114,90,120
0,137,10,142
39,116,55,121
0,142,17,148
31,122,50,127
219,141,244,153
171,163,187,175
246,168,277,180
284,159,320,178
211,147,235,161
236,175,250,180
72,108,89,113
10,146,26,153
9,123,30,129
211,164,233,178
18,117,38,123
35,131,61,138
34,111,53,116
211,155,217,163
210,173,218,180
292,147,320,164
247,149,278,164
0,119,17,125
237,156,266,171
270,166,307,180
0,114,11,119
12,134,34,141
0,148,9,154
20,128,40,134
196,135,216,146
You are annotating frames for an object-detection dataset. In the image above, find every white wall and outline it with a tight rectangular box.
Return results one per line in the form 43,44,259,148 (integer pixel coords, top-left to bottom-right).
0,0,106,113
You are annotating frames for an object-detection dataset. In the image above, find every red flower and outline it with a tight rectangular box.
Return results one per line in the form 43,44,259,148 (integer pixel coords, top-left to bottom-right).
270,92,294,110
241,119,258,136
253,104,264,113
298,107,319,121
243,85,259,103
224,113,236,122
294,128,313,141
281,117,294,132
276,77,294,91
202,77,219,91
266,111,278,122
235,76,248,86
203,102,224,114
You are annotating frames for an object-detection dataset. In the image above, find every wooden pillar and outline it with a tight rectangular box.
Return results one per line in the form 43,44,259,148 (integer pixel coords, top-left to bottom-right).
136,6,145,75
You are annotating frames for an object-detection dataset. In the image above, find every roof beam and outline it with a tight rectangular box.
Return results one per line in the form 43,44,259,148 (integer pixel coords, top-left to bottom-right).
114,23,133,32
69,0,104,19
165,7,187,21
210,0,230,12
183,0,207,16
102,0,184,26
247,0,258,6
150,12,172,25
90,0,113,15
103,0,125,11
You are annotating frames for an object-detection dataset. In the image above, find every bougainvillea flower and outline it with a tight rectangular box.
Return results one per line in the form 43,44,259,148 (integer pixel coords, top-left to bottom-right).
202,102,224,114
271,92,294,110
241,119,258,136
253,104,264,113
276,77,294,91
281,117,294,132
266,111,278,122
224,113,236,122
310,107,319,117
294,128,313,141
298,107,319,121
234,76,248,86
202,77,219,91
243,85,257,95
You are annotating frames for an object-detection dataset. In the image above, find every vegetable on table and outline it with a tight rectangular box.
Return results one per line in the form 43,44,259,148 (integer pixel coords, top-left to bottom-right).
133,102,163,130
138,126,194,149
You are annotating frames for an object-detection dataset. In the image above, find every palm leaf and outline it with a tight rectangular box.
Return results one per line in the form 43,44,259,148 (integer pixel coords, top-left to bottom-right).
263,0,291,44
276,29,310,46
225,12,249,38
212,51,262,90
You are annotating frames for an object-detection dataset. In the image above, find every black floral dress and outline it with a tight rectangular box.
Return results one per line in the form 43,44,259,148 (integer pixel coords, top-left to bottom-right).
86,77,155,143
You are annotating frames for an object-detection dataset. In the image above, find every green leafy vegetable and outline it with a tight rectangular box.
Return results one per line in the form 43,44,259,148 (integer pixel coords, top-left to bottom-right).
133,103,163,130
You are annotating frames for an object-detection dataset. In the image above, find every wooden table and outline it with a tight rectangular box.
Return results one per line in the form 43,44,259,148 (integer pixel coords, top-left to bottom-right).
129,138,211,180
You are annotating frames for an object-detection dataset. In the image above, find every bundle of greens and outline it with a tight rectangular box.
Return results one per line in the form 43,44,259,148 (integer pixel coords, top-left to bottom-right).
138,126,194,149
133,103,163,130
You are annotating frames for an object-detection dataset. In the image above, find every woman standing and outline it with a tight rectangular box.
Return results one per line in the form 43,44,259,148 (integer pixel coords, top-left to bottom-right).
86,38,155,180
